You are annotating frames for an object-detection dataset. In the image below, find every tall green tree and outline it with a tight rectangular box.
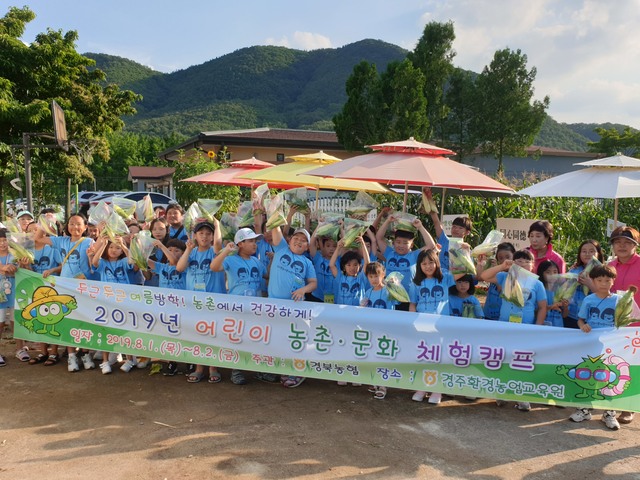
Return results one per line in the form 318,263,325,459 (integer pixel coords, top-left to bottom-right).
443,68,477,161
332,61,386,151
474,48,549,173
407,21,456,142
380,60,428,141
588,126,640,157
0,6,139,213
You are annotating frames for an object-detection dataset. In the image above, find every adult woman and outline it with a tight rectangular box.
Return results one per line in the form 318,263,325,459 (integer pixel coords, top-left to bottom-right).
165,203,188,241
527,220,566,273
607,225,640,426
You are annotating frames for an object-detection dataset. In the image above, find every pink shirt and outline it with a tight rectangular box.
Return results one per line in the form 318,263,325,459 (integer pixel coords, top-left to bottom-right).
528,243,566,274
609,253,640,306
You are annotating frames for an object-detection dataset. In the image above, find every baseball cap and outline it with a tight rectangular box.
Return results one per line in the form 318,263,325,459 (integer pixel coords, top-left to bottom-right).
292,228,311,243
234,227,262,244
610,229,639,245
17,210,34,219
193,222,214,234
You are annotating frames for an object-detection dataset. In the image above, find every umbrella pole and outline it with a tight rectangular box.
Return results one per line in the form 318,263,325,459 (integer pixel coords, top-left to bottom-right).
614,198,619,227
316,189,320,217
403,181,408,213
440,188,447,218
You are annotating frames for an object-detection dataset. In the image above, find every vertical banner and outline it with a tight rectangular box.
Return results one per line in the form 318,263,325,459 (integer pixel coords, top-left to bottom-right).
13,270,640,412
496,218,538,251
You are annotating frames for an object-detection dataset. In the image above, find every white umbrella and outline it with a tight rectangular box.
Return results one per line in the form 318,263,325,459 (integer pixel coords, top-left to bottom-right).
518,153,640,223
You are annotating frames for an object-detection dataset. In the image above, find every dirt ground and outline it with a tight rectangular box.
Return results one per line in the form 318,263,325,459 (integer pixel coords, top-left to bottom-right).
1,336,639,480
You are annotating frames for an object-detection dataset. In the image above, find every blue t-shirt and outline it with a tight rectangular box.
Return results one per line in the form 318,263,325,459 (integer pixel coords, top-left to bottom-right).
94,258,131,284
483,282,502,320
0,253,15,309
363,287,396,310
438,231,451,272
268,240,316,300
383,246,420,292
578,293,620,329
222,254,266,296
254,238,273,293
496,271,547,325
409,273,455,314
449,295,484,318
312,252,337,301
169,225,188,241
51,236,94,279
567,266,589,320
544,289,564,327
154,262,186,290
184,247,225,293
335,271,368,306
32,245,61,275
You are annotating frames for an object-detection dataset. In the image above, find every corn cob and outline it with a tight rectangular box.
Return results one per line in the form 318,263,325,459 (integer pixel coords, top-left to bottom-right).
385,273,410,303
615,286,638,328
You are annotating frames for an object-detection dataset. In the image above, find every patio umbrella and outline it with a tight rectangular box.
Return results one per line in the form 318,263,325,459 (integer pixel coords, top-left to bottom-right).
518,153,640,223
306,138,515,211
287,150,342,163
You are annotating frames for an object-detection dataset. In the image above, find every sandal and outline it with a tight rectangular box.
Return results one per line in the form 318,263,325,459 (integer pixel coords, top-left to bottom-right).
282,376,305,388
186,371,205,383
373,387,387,400
43,354,60,366
0,354,5,367
15,348,30,362
208,371,222,384
29,353,48,365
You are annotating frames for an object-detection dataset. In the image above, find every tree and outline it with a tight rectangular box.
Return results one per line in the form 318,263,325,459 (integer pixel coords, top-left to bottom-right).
408,21,456,142
0,6,140,214
443,68,477,161
332,61,386,151
380,60,428,141
474,48,549,173
588,126,640,157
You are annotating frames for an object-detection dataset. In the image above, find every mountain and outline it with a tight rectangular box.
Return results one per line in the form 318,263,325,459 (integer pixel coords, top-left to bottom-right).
87,42,629,151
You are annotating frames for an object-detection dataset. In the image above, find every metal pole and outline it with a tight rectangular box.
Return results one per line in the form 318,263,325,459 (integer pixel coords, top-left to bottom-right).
23,133,33,213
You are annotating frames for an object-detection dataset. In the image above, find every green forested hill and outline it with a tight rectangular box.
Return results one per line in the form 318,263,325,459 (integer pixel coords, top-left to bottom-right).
87,41,628,151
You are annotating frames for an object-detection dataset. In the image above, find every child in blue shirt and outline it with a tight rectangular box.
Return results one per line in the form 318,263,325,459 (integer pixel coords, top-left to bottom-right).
329,236,369,307
477,242,516,320
448,274,484,319
148,238,186,290
309,227,338,303
569,264,624,430
537,260,568,327
566,239,603,328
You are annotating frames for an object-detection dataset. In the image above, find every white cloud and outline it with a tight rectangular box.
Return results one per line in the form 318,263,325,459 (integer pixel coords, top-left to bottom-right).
265,31,332,51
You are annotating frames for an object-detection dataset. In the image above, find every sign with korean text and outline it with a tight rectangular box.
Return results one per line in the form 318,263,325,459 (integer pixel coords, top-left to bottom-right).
496,218,537,251
13,270,640,412
442,214,468,236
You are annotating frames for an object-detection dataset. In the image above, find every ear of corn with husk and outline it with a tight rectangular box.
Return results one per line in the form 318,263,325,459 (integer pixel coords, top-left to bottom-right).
384,271,410,303
197,199,223,223
284,188,310,215
252,183,270,215
38,215,58,236
183,202,201,236
101,212,130,243
315,213,342,241
502,264,526,308
550,273,579,303
346,191,378,218
392,212,417,233
8,232,35,264
265,193,288,231
129,230,155,271
237,201,255,228
342,218,370,248
3,217,21,233
448,239,476,275
422,190,438,214
136,195,154,223
471,230,504,258
88,200,112,226
615,286,638,328
112,197,137,220
219,212,239,242
579,256,602,296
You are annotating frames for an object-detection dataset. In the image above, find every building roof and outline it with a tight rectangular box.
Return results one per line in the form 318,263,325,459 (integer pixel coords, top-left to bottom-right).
128,166,175,180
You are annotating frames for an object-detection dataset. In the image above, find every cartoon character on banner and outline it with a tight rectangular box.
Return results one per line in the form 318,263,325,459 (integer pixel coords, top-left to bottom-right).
556,354,631,400
20,286,77,337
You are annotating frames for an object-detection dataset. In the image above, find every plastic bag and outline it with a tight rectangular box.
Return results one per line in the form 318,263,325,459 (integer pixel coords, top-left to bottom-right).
346,191,378,218
8,232,35,263
112,197,137,220
219,212,239,242
315,212,342,241
502,264,538,308
3,218,21,233
392,212,417,233
283,187,310,215
129,230,155,271
579,256,602,295
183,202,201,236
342,218,370,248
252,183,270,215
615,286,640,328
549,273,579,303
385,272,410,303
101,212,130,243
38,215,58,237
471,230,505,258
88,200,112,226
265,193,288,231
448,239,476,275
197,198,223,223
136,195,154,223
237,201,255,228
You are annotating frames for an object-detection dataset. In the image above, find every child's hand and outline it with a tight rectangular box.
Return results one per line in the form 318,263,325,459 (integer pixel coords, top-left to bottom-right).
411,218,422,229
502,259,513,270
580,323,592,333
291,287,306,302
265,251,274,260
185,239,195,250
336,238,345,249
422,187,433,199
152,239,163,248
225,242,237,253
560,299,569,308
380,206,393,217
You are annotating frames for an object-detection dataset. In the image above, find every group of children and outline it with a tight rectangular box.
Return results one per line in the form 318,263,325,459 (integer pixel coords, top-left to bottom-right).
0,193,636,430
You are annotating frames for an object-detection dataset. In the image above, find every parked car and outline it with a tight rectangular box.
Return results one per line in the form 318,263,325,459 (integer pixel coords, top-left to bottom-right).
89,191,176,214
72,191,123,216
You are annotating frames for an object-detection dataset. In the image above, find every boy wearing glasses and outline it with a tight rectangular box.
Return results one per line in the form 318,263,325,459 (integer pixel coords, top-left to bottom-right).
570,264,623,430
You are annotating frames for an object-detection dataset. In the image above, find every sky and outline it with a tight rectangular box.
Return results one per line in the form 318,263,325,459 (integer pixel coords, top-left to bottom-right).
16,0,640,128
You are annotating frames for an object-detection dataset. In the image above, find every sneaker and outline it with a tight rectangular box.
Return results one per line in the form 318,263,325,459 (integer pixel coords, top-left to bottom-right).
255,372,280,383
428,392,442,404
136,359,149,369
67,354,80,372
81,353,95,370
352,383,362,387
602,411,620,430
496,399,508,407
282,376,305,388
15,347,30,362
108,352,119,365
516,402,531,412
569,408,592,423
412,391,426,402
163,362,178,376
230,370,247,385
100,361,112,375
337,381,348,386
618,411,635,424
120,359,136,372
0,353,5,367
